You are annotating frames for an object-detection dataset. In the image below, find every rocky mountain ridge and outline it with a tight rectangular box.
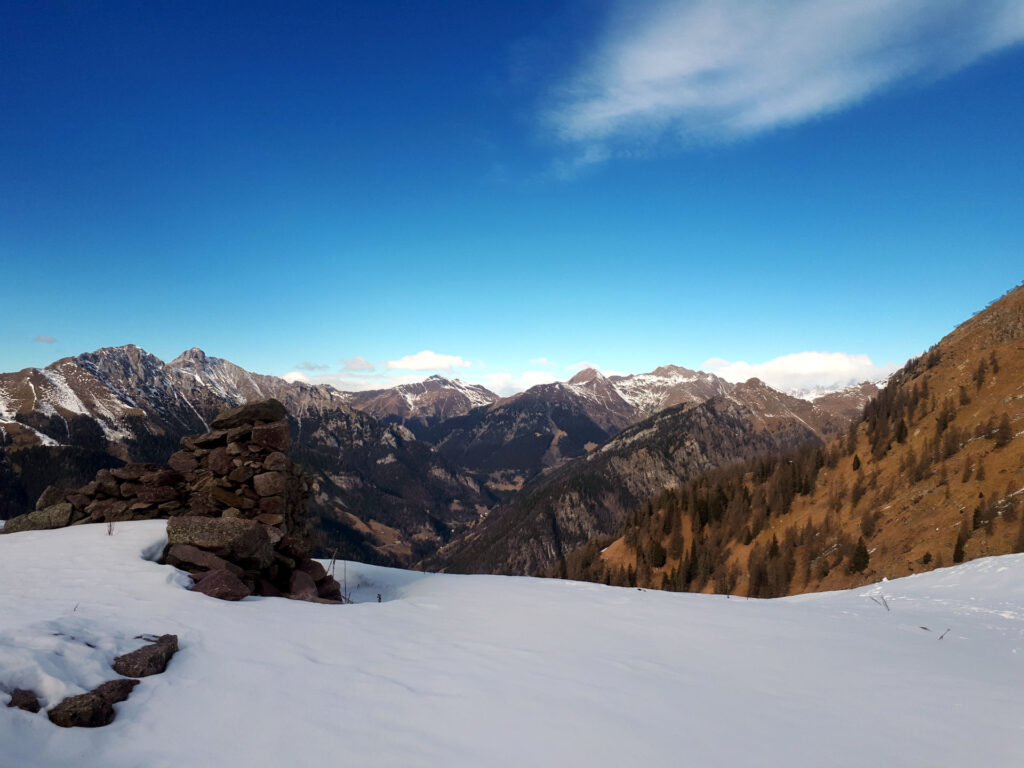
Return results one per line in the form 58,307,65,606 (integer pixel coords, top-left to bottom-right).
433,376,848,576
414,366,749,497
341,375,498,428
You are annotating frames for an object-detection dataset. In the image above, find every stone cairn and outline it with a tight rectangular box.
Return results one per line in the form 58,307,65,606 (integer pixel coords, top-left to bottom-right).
2,399,343,603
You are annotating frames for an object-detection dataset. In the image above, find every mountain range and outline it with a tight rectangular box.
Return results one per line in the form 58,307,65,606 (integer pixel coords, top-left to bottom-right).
0,343,878,569
433,377,850,575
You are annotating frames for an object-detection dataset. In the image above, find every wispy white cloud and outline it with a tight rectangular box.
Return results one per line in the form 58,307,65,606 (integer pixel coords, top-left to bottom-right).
342,356,375,372
549,144,610,180
568,360,602,373
282,371,312,384
548,0,1024,158
295,361,329,372
386,350,472,372
701,351,898,392
33,335,57,344
480,373,517,396
529,357,557,367
480,370,559,396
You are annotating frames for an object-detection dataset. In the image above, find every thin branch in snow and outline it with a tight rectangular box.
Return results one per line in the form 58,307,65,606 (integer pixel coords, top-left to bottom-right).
868,595,891,612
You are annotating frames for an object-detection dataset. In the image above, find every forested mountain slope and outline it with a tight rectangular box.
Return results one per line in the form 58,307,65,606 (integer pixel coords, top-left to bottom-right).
561,284,1024,597
434,379,844,576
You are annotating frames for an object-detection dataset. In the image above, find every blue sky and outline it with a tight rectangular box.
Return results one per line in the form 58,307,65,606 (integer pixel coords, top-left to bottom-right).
2,0,1022,395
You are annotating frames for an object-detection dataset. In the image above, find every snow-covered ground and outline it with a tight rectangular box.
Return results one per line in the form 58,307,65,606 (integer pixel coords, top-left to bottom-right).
1,522,1022,767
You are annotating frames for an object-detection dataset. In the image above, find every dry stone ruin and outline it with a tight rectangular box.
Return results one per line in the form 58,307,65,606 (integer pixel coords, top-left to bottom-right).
1,398,343,603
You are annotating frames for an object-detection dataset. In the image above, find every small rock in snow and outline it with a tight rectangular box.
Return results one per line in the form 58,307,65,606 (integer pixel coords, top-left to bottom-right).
112,634,179,677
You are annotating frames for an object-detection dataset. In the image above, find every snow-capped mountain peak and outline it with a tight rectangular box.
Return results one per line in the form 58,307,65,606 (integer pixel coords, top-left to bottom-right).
607,366,732,417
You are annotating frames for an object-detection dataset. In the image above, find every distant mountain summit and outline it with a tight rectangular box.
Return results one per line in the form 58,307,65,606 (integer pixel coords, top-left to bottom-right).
343,375,498,427
415,364,737,497
609,365,733,417
804,381,884,424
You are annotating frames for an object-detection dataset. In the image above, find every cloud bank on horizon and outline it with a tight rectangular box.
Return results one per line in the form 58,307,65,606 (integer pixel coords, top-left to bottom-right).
386,350,471,372
283,348,896,397
701,351,898,393
548,0,1024,162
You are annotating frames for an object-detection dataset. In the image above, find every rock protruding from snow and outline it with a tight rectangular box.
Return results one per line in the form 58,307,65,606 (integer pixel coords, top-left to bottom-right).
48,673,142,728
47,677,140,728
7,688,41,713
111,635,179,678
190,569,252,601
92,678,140,704
47,691,115,728
1,503,75,533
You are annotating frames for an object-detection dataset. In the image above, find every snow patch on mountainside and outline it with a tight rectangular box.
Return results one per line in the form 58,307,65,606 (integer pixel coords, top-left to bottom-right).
0,417,60,447
611,371,696,411
38,369,90,417
443,378,494,408
0,383,15,420
786,379,888,403
175,360,250,403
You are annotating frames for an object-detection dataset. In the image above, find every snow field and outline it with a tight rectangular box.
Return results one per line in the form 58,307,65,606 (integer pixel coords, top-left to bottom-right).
1,521,1022,767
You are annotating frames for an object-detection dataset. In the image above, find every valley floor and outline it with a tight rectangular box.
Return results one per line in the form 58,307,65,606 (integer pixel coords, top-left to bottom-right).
1,521,1021,767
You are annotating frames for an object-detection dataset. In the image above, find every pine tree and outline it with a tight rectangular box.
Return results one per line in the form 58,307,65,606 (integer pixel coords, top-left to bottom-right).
994,413,1013,448
959,386,971,406
662,507,674,535
1014,518,1024,554
648,539,667,569
668,520,684,560
953,524,968,563
860,511,877,539
850,538,869,573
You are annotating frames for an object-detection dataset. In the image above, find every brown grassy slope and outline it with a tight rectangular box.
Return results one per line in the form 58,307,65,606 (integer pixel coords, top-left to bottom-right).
575,283,1024,596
